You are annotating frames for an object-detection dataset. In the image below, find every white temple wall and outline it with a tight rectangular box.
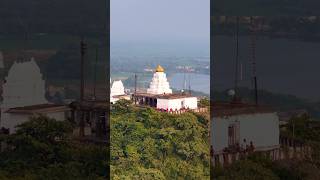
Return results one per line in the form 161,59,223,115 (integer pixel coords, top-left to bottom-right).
211,112,279,153
2,112,67,134
183,97,198,109
157,97,198,110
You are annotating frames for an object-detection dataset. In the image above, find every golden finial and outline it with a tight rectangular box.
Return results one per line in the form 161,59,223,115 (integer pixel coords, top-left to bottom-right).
155,65,164,72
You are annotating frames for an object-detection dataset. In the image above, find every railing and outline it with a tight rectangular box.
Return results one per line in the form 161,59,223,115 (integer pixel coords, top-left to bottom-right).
211,136,312,167
158,107,208,114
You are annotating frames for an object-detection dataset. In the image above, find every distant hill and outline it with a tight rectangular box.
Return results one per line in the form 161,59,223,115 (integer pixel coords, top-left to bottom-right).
0,0,108,35
212,0,320,15
214,87,320,118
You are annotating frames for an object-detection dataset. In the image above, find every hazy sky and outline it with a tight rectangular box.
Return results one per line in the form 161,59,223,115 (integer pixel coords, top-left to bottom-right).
111,0,210,45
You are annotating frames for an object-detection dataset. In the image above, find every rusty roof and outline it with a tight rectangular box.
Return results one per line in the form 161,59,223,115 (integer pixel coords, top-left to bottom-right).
212,101,274,117
6,104,70,114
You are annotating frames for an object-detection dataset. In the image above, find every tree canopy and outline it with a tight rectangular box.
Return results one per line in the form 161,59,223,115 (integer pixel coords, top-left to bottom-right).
0,116,108,179
111,100,210,179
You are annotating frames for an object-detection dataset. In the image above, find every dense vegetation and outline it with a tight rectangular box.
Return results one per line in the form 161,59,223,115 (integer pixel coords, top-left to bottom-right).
212,154,320,179
0,116,108,179
111,100,210,179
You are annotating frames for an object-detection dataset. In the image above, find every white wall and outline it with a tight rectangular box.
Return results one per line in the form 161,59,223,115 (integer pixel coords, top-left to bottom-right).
2,111,67,134
184,97,198,109
211,112,279,153
157,97,198,110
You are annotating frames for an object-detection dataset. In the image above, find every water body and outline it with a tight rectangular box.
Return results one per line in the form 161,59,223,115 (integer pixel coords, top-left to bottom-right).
169,73,210,95
214,35,320,101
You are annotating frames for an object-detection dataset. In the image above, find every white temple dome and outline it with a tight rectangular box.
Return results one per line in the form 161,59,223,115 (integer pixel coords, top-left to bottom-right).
2,58,47,109
111,80,125,96
147,65,172,95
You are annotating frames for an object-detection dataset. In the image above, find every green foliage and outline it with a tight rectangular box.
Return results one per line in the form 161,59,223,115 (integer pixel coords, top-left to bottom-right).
0,116,108,179
199,98,210,108
111,103,210,179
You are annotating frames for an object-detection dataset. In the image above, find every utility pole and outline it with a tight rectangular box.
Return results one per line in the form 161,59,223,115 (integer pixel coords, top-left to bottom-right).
250,17,258,105
93,47,98,100
79,39,87,137
134,74,137,104
80,39,87,101
234,16,240,98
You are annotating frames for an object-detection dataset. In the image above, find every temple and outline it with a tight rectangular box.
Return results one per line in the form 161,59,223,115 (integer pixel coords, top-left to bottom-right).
132,65,198,112
147,65,172,95
110,79,130,104
0,58,69,134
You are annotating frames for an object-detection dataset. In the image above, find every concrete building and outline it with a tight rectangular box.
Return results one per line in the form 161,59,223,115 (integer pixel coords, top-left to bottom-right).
133,65,198,111
211,102,280,154
110,79,130,104
0,59,69,134
147,65,172,95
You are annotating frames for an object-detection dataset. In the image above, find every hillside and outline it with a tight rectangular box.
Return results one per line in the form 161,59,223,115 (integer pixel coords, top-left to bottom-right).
111,100,210,179
214,87,320,117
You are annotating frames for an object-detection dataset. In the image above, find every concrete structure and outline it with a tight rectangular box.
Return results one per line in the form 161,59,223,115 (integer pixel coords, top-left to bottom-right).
0,59,69,134
133,93,198,111
132,65,198,111
69,100,108,144
211,102,280,155
110,79,130,103
147,65,172,95
3,104,70,133
157,95,197,110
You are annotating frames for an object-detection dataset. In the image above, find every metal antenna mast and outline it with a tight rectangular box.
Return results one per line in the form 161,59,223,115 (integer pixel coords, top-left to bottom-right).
250,17,258,105
234,16,240,97
80,38,87,101
134,74,137,104
93,47,98,100
17,15,29,61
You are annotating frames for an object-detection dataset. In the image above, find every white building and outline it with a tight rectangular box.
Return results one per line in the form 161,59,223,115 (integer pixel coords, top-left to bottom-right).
110,79,130,104
133,65,198,111
0,59,69,134
147,65,172,95
211,102,280,154
156,95,198,110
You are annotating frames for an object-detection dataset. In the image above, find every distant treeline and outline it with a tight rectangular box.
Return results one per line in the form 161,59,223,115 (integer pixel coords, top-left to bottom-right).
0,0,107,36
212,0,320,16
214,87,320,118
212,16,320,41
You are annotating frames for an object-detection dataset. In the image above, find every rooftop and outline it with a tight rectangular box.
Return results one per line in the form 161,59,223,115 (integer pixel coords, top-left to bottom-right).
134,92,195,99
6,104,70,114
212,101,274,117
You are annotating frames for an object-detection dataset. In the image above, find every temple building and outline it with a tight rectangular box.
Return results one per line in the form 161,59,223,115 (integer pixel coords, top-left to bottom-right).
147,65,172,95
0,59,69,134
211,101,280,163
110,79,130,104
133,65,198,112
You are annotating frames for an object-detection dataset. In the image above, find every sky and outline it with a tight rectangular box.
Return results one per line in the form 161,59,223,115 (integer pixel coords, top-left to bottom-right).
111,0,210,45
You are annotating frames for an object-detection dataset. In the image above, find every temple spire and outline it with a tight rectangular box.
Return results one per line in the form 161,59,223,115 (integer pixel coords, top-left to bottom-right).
155,65,164,72
147,65,172,95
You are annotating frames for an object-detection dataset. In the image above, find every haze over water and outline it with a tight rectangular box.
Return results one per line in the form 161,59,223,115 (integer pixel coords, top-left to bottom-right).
214,35,320,101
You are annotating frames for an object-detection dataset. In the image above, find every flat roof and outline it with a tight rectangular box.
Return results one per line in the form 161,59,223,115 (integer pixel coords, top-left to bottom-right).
134,93,196,99
6,104,70,114
212,102,274,117
112,94,130,98
70,100,109,110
